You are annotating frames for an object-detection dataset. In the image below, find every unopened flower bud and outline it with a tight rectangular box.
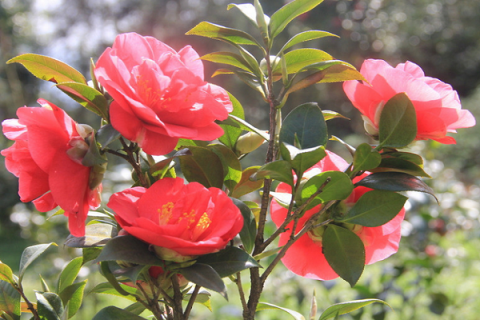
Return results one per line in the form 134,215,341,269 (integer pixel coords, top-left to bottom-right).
260,56,281,74
154,246,196,263
236,131,267,154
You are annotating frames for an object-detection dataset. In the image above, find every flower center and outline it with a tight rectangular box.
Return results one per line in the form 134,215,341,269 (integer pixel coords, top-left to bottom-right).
158,202,174,225
136,75,171,108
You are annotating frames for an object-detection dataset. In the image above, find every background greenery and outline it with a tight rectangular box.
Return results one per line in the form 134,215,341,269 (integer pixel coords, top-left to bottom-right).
1,0,479,319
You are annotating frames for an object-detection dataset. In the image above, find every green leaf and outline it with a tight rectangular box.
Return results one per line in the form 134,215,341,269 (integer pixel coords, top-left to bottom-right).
19,243,57,283
301,171,353,209
254,0,269,41
179,146,225,188
95,235,162,266
59,280,87,319
274,49,333,75
57,257,83,293
89,282,137,302
319,299,390,320
35,292,63,320
64,223,115,248
231,166,265,198
209,144,242,191
96,124,121,150
279,30,338,54
322,110,349,121
124,302,146,315
382,150,423,166
355,172,436,200
200,52,253,73
337,190,407,227
231,198,257,254
186,21,261,47
257,302,305,320
56,82,109,119
7,53,86,84
99,262,133,297
81,133,108,169
219,92,245,149
0,280,20,320
229,115,269,140
281,144,326,176
252,161,294,186
0,263,15,286
323,225,365,287
227,3,270,27
353,143,381,171
269,0,325,39
378,93,417,148
92,306,146,320
83,248,102,264
280,102,328,150
196,246,260,277
179,264,227,299
372,157,431,178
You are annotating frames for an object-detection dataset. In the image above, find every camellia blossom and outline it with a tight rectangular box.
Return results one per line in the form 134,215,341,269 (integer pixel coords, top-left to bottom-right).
343,59,475,144
94,32,233,156
107,177,243,260
1,99,102,237
270,150,405,280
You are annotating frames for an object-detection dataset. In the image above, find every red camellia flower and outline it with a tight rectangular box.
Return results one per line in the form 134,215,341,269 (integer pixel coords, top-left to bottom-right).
107,177,243,260
1,99,102,237
94,32,233,156
271,150,405,280
343,59,475,144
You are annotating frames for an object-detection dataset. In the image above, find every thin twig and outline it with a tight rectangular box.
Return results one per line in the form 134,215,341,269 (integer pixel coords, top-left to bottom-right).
183,285,201,319
234,272,248,312
17,284,40,320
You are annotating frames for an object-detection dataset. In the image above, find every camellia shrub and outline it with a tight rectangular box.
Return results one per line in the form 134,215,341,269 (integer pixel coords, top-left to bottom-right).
0,0,476,319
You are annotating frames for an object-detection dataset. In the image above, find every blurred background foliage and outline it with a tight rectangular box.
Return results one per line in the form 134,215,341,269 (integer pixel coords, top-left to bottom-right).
0,0,479,319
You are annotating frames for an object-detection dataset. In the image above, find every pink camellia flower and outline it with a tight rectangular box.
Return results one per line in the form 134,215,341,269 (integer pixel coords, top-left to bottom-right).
1,99,102,237
107,177,243,260
271,150,405,280
343,59,475,144
94,32,233,155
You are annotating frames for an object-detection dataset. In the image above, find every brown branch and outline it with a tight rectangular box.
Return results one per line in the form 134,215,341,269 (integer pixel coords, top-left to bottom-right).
183,285,201,319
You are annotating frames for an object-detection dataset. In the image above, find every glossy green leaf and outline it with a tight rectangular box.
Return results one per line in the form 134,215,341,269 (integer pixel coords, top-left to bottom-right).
124,302,146,315
378,93,417,148
92,306,146,320
322,110,349,121
95,235,162,265
36,292,63,320
89,282,137,301
100,262,133,297
323,225,365,287
196,246,260,277
0,263,14,286
219,92,245,149
96,124,121,150
0,280,20,320
254,0,269,40
330,135,356,156
59,280,87,319
355,172,436,200
231,166,265,198
319,299,390,320
353,143,381,171
301,171,353,209
64,223,115,248
57,257,83,293
257,302,305,320
280,102,328,150
19,243,57,282
227,3,270,27
201,52,253,72
231,198,257,254
274,49,333,75
337,190,407,227
179,146,225,188
270,0,325,39
383,150,423,166
373,157,431,178
281,144,326,176
186,21,261,46
179,264,227,299
252,161,294,186
7,53,86,84
82,248,102,265
56,82,109,119
209,144,242,191
280,30,338,54
229,115,269,140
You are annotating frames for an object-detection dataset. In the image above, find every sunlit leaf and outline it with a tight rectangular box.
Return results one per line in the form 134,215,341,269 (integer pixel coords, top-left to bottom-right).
231,166,265,198
57,257,83,293
319,299,390,320
201,52,253,73
89,282,138,302
59,280,87,319
322,110,349,121
56,82,109,119
19,243,57,282
64,223,115,248
251,160,294,186
279,30,339,54
0,280,20,320
219,92,245,149
227,3,270,27
301,171,353,209
257,302,305,320
7,53,86,84
36,292,63,320
274,48,333,75
186,21,262,46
